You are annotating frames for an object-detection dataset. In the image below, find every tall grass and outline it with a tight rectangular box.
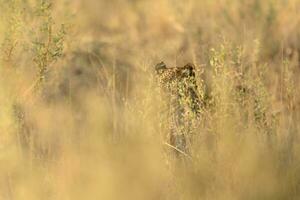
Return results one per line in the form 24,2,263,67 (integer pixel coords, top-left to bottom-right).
0,0,300,199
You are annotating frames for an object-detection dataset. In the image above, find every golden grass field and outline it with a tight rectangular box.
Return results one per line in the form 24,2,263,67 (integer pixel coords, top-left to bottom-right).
0,0,300,199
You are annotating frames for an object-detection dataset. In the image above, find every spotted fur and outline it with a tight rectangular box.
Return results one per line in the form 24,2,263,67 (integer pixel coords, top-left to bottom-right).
155,62,201,156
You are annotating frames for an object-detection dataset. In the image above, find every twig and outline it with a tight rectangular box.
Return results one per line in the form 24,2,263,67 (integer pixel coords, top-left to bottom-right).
164,142,191,158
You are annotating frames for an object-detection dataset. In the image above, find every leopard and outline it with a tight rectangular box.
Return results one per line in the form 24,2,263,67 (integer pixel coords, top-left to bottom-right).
155,61,201,156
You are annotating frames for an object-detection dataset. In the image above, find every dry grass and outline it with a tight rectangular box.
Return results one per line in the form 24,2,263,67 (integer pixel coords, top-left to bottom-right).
0,0,300,199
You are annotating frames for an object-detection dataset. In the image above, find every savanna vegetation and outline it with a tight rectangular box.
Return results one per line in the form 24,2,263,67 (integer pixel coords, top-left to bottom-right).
0,0,300,199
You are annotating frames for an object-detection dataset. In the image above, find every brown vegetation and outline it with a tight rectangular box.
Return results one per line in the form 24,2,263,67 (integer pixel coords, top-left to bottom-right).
0,0,300,199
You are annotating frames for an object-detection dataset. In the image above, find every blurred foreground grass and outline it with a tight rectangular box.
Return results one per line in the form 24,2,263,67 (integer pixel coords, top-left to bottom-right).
0,0,300,199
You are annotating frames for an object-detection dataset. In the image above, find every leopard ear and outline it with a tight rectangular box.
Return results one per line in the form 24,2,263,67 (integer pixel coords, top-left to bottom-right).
183,63,196,77
183,63,195,71
155,61,167,71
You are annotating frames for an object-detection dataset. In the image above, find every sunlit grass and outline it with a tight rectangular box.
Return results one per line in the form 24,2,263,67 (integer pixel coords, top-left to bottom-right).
0,0,299,199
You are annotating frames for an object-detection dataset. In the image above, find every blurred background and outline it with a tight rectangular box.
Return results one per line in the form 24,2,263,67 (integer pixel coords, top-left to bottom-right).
0,0,300,199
